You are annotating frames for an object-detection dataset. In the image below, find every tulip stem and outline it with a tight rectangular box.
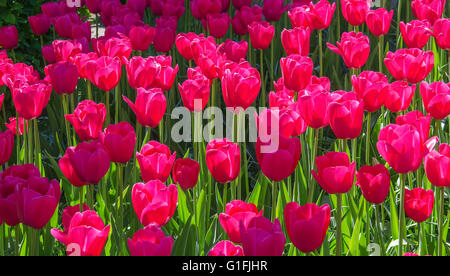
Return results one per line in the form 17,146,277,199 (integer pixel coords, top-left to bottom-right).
115,82,120,124
365,112,371,165
87,81,92,101
260,49,265,107
34,119,42,174
105,91,110,127
374,204,385,256
396,0,402,49
399,173,406,256
62,95,72,147
307,128,320,203
95,14,99,39
11,49,16,63
378,36,383,74
117,163,124,256
16,112,20,164
79,187,84,213
27,119,33,165
319,29,323,77
40,35,46,66
437,187,444,256
0,223,4,256
134,122,142,185
336,193,342,256
270,34,274,88
223,183,227,212
272,181,278,221
418,222,422,255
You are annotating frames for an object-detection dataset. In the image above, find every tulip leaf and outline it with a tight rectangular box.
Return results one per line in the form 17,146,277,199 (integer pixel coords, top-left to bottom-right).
172,215,193,256
177,185,191,224
389,184,399,240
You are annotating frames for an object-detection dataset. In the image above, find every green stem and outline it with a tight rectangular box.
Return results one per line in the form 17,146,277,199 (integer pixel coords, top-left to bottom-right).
437,187,444,256
272,181,278,221
87,81,92,101
117,163,124,256
307,128,320,203
15,112,20,165
115,82,120,123
378,36,384,74
375,204,386,256
418,222,422,256
0,223,4,256
223,183,227,212
105,91,110,127
79,187,84,212
336,193,342,256
260,49,265,107
270,34,274,88
27,119,33,165
134,123,142,185
399,174,406,256
34,119,42,174
365,112,371,165
319,29,323,77
11,49,16,63
62,95,72,147
40,35,46,66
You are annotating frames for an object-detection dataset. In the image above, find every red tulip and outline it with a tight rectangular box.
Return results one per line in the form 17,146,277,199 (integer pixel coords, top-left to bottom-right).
0,130,13,166
85,56,122,91
240,216,285,256
366,8,394,37
51,210,110,256
256,107,307,138
341,0,370,26
172,158,200,191
128,223,174,256
327,91,364,139
54,15,74,39
93,36,132,65
205,138,240,183
42,45,57,64
219,200,263,243
178,71,211,112
209,240,244,256
123,88,166,128
256,135,301,181
191,0,223,20
396,111,431,143
12,81,52,121
356,165,391,204
175,33,205,61
0,26,18,49
5,117,27,136
70,52,98,79
383,81,415,113
404,252,420,256
424,143,450,187
137,141,176,183
41,2,61,19
377,124,438,174
433,18,450,50
248,21,275,50
232,0,251,9
221,64,261,112
384,48,434,84
327,32,370,69
86,0,102,13
263,0,290,22
400,20,432,49
281,27,311,56
298,91,331,129
59,204,91,236
126,56,160,90
153,25,176,53
132,180,178,226
280,54,313,92
59,148,89,188
29,14,51,35
231,5,263,36
129,25,155,52
99,122,136,164
220,39,248,62
127,0,147,16
44,62,79,95
284,202,331,253
420,81,450,120
288,6,312,29
411,0,446,25
308,0,336,29
351,71,389,112
53,40,83,63
65,100,106,141
66,140,111,184
404,188,434,223
151,56,179,91
312,151,356,194
205,13,231,39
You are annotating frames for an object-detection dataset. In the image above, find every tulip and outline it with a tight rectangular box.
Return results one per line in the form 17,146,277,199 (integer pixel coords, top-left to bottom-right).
178,74,211,112
433,18,450,50
12,81,52,121
67,140,111,185
60,204,91,234
51,210,110,256
151,56,179,91
71,21,91,41
327,32,370,69
308,0,336,29
104,25,127,39
85,56,122,91
288,6,312,29
424,143,450,187
206,13,231,39
205,138,240,183
175,33,204,61
383,81,415,113
420,81,450,120
41,2,61,19
42,45,57,64
70,52,98,79
126,56,161,90
54,15,73,39
341,0,370,26
248,21,275,50
351,71,389,112
263,0,290,22
377,124,438,174
312,151,356,194
240,216,285,256
44,62,79,95
137,141,176,183
127,0,147,16
0,130,13,166
231,5,263,36
356,165,391,204
59,148,89,187
255,135,301,181
123,88,166,128
366,8,394,37
411,0,446,25
128,223,174,256
399,20,432,49
297,91,331,129
209,240,244,256
153,25,176,53
284,202,331,253
221,64,261,112
29,14,51,35
191,0,222,20
5,117,27,136
220,39,248,62
232,0,251,9
129,25,155,52
384,48,434,84
403,252,420,256
86,0,102,13
65,100,106,141
99,122,136,164
172,158,200,191
53,39,83,63
327,91,364,139
256,107,307,138
396,111,431,143
280,54,313,92
16,173,61,229
93,36,132,65
404,188,434,223
281,27,311,56
0,26,18,49
132,180,178,226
